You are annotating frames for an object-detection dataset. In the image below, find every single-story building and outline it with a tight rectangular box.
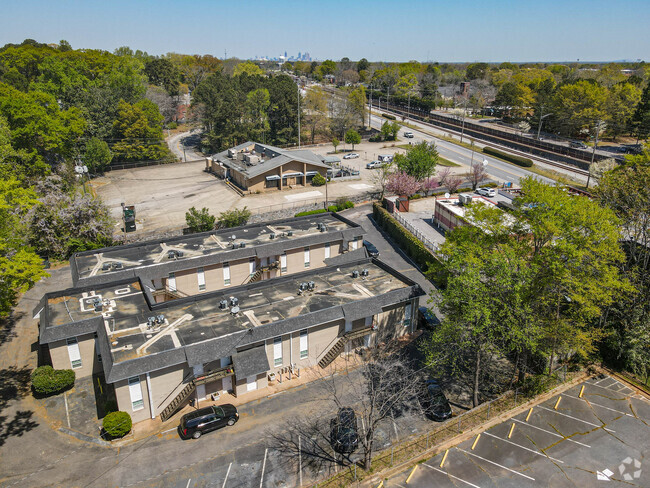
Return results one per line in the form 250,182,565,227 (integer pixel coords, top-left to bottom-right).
206,142,330,193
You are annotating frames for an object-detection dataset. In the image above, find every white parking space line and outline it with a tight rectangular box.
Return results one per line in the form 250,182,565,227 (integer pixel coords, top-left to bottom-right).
259,448,268,488
222,462,232,488
457,448,535,480
584,382,631,397
185,480,192,488
162,427,177,434
537,405,616,432
482,432,564,463
423,463,482,487
563,393,634,416
593,377,609,385
512,419,591,448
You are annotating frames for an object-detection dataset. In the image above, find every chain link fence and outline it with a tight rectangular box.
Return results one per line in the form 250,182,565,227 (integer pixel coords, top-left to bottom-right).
392,210,440,253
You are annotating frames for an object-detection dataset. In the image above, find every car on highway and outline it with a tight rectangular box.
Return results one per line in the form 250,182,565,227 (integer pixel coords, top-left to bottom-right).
179,405,239,439
343,153,359,159
404,131,414,138
419,380,452,422
366,160,383,169
476,187,497,197
330,407,359,454
570,141,588,149
363,240,379,257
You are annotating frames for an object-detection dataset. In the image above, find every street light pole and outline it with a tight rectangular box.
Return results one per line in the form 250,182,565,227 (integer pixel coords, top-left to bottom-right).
586,119,603,189
298,84,301,148
368,84,373,129
460,96,468,143
537,106,552,140
407,92,411,123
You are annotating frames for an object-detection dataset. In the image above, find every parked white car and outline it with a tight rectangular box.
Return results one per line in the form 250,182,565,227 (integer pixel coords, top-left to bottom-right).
343,153,359,159
366,160,383,169
476,187,497,197
404,131,414,138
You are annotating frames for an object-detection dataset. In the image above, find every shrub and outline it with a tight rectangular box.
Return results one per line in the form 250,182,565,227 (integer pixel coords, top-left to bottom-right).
167,122,178,130
520,374,557,398
369,134,383,142
295,209,327,217
217,207,251,228
372,203,447,288
185,206,216,233
102,411,132,438
31,366,75,396
311,173,326,186
482,147,533,167
382,113,396,120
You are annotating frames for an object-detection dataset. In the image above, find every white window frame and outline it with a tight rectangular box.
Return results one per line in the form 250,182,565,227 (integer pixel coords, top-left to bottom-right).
280,253,287,273
197,267,206,291
273,336,283,367
249,258,256,277
299,330,308,360
66,337,82,369
223,262,231,286
324,242,330,259
128,376,144,411
304,247,310,268
168,272,176,292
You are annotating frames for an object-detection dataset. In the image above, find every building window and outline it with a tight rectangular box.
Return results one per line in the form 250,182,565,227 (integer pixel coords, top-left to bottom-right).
128,376,144,411
351,237,361,251
168,272,176,292
280,253,287,273
324,242,330,259
273,336,283,367
300,330,308,360
404,305,412,327
197,267,206,291
304,247,310,268
66,337,82,369
223,262,230,286
249,258,256,277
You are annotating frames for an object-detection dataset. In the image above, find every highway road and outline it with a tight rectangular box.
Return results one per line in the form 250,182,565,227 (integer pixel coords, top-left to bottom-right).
369,112,582,186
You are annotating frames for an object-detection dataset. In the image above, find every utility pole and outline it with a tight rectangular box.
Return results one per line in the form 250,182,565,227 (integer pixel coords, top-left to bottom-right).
407,92,411,123
460,96,468,143
536,105,552,140
586,119,603,189
297,84,301,148
386,86,390,108
368,84,372,128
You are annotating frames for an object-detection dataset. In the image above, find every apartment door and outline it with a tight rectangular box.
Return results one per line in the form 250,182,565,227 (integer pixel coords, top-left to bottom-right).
222,375,232,394
246,376,257,392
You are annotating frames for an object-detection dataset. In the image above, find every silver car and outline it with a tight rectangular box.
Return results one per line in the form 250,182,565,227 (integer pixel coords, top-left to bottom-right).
343,153,359,159
476,187,496,197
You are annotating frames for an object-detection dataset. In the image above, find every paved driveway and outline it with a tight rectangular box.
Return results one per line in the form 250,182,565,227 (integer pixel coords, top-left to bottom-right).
387,375,650,487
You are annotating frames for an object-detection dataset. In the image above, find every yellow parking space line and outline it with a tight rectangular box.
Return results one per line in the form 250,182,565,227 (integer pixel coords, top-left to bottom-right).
508,423,515,438
525,407,533,422
439,448,449,468
405,465,418,484
471,433,481,450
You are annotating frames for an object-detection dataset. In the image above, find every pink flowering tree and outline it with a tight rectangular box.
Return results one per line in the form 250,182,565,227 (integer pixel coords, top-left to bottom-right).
386,171,421,197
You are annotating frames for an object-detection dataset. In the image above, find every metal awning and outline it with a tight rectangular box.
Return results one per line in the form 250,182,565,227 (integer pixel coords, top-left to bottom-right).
265,175,281,181
282,172,304,177
232,345,270,378
305,171,319,176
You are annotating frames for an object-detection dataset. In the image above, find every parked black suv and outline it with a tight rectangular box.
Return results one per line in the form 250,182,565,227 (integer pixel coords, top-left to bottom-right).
330,407,359,454
363,240,379,257
179,404,239,439
419,380,452,422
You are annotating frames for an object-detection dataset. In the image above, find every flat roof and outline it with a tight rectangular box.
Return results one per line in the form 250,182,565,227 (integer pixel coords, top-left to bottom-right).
71,213,360,286
41,258,422,382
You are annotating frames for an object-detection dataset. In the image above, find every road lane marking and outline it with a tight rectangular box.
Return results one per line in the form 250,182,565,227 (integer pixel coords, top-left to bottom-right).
563,393,634,416
186,479,192,488
260,448,268,488
64,392,71,428
537,405,616,432
512,419,591,448
456,447,535,480
423,463,482,487
482,432,564,463
222,462,232,488
162,427,177,434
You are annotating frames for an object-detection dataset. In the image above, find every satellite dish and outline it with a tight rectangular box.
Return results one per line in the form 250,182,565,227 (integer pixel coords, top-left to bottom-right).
482,159,489,166
444,193,450,199
231,235,236,240
74,166,83,174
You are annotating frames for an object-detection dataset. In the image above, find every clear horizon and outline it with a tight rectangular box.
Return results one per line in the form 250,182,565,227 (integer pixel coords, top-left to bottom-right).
1,0,649,63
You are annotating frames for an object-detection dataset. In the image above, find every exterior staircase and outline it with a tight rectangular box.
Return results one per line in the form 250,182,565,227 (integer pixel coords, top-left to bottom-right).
153,285,190,302
244,261,279,285
317,326,375,369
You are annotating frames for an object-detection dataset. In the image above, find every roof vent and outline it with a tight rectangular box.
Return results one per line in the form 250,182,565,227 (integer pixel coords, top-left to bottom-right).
352,270,360,279
219,299,228,310
361,269,369,277
320,224,327,232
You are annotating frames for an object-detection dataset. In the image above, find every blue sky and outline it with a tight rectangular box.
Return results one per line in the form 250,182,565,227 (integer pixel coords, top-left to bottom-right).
1,0,648,62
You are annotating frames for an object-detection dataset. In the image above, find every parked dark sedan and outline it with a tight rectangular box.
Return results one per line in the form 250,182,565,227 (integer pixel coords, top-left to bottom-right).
179,404,239,439
419,380,452,422
330,407,359,454
363,240,379,257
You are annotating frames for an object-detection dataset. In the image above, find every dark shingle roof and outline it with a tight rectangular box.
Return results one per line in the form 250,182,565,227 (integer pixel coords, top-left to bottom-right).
233,345,270,378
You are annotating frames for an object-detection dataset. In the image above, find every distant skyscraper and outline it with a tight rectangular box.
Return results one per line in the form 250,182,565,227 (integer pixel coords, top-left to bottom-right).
284,51,287,58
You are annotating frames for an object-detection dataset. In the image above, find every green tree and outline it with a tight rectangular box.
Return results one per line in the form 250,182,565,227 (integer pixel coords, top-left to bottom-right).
144,58,181,95
344,129,361,150
245,88,271,141
465,62,489,80
631,83,650,141
332,137,339,152
357,58,369,73
83,137,112,173
347,86,366,127
304,87,328,144
606,83,642,138
217,207,251,228
233,61,264,77
185,206,216,233
494,81,534,118
380,121,399,141
319,60,336,76
111,99,169,161
550,80,609,135
393,141,438,180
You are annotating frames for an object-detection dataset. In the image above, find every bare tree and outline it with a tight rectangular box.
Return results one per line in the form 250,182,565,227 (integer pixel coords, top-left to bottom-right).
267,344,425,474
145,86,176,125
465,161,488,190
370,161,395,200
438,167,464,194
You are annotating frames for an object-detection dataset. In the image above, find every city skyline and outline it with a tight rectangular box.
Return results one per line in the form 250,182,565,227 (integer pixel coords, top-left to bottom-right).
1,0,649,62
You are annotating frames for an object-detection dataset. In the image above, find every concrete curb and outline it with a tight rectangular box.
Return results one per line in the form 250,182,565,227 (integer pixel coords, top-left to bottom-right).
358,372,591,487
58,427,111,447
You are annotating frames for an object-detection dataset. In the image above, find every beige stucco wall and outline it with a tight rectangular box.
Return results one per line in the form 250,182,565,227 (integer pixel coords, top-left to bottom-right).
48,333,101,379
114,375,151,424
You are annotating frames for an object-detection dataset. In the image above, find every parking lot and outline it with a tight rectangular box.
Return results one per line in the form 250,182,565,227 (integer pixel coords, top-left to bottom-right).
387,375,650,487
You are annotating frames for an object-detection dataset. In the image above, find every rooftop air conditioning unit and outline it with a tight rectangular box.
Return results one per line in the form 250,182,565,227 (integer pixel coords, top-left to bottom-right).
219,299,228,310
176,250,184,258
240,242,246,248
308,281,315,291
112,262,123,270
156,315,165,324
230,297,239,307
230,306,240,315
361,269,369,277
102,262,111,271
270,233,276,240
287,230,293,237
147,317,156,328
459,194,473,205
167,250,176,259
351,270,360,279
228,148,237,158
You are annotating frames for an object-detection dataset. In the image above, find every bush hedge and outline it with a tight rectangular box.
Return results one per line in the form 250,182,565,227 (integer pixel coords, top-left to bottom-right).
372,203,447,288
482,147,533,167
31,366,75,396
381,113,396,120
311,173,326,186
103,411,132,438
295,209,327,217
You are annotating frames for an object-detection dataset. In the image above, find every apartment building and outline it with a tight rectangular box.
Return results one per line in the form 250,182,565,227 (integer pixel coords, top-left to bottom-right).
71,213,363,300
35,254,423,424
